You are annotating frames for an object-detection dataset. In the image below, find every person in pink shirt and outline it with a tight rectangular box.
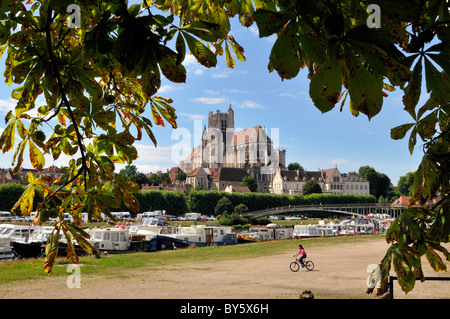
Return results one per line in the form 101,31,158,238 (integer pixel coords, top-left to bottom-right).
297,245,307,267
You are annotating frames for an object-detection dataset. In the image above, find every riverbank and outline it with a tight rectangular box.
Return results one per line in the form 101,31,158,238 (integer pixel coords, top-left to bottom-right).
1,235,449,299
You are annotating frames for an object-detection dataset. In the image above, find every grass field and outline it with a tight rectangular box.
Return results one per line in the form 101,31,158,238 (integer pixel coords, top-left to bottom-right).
0,235,381,285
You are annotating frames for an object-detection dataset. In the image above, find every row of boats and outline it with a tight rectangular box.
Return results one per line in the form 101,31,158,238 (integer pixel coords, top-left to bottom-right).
0,216,392,260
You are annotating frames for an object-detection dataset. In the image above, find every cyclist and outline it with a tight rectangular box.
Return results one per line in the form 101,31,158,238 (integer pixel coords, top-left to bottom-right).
297,245,307,267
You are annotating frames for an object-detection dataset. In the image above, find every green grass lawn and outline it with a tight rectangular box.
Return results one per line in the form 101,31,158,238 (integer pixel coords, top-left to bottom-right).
0,235,384,285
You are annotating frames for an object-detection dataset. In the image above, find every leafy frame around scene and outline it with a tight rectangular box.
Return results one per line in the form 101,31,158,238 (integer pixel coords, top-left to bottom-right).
0,0,448,295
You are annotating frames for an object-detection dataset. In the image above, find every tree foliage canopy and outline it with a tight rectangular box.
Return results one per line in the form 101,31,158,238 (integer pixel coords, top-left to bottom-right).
0,0,448,294
358,165,391,199
302,179,323,195
241,175,257,192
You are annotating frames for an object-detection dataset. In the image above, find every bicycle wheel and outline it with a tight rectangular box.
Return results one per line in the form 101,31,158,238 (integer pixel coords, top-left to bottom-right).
290,261,300,272
305,260,314,271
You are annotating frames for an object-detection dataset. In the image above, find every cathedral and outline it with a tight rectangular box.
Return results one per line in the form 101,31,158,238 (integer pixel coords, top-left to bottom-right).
179,106,286,192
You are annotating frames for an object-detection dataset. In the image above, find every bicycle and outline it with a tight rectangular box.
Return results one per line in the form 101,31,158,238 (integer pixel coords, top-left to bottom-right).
290,255,314,272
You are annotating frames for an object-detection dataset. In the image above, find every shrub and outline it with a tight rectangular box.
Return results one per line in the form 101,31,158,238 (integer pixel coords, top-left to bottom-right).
214,196,233,215
188,190,376,216
129,190,189,215
302,180,322,195
0,184,26,213
233,203,248,215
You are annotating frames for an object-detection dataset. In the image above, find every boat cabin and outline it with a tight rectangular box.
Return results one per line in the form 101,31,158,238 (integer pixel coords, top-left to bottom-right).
245,224,294,240
171,225,237,246
86,228,130,251
293,225,335,239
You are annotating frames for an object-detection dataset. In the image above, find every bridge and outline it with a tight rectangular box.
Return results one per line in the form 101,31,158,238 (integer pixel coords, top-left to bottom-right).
245,203,406,219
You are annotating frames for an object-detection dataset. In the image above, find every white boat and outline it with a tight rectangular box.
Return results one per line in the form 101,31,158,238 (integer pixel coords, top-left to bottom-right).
0,212,13,222
334,219,377,236
10,226,54,258
0,224,36,259
86,226,191,253
85,228,137,252
127,218,178,240
167,225,237,246
293,224,336,239
238,223,293,243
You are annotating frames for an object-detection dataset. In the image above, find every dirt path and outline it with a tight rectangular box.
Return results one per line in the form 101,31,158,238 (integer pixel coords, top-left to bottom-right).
1,237,449,299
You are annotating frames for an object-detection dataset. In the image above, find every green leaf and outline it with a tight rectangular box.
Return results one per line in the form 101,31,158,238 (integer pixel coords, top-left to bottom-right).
408,126,417,155
228,35,246,62
426,43,450,74
181,21,226,42
416,112,438,140
28,140,45,171
11,172,36,216
43,226,61,275
424,57,450,104
182,32,217,68
65,223,97,256
253,9,293,38
390,123,415,140
159,48,187,83
175,32,186,65
344,56,383,119
309,59,342,113
0,119,16,153
268,21,302,80
224,41,235,69
402,57,422,119
425,245,447,272
392,245,416,294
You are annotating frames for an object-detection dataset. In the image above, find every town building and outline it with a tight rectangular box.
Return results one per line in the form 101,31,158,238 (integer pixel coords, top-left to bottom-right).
212,167,249,191
179,106,285,192
272,167,370,195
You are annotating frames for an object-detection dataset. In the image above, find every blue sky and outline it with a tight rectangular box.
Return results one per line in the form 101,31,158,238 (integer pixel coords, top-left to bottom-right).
0,11,426,186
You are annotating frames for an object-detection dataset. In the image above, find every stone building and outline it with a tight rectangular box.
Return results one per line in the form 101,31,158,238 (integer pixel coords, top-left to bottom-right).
179,106,285,192
272,167,370,195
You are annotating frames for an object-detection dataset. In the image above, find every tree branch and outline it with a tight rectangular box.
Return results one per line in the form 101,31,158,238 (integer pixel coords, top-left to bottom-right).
44,6,88,188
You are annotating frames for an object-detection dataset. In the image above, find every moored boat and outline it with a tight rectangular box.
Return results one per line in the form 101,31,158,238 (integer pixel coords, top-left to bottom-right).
293,224,335,239
0,224,36,259
146,235,191,251
85,227,147,253
10,227,54,258
167,225,238,246
238,223,293,243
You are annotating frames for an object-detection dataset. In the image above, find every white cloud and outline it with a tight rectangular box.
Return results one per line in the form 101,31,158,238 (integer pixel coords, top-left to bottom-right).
179,113,205,121
134,143,175,163
329,158,350,166
237,100,266,109
191,97,227,105
183,54,205,76
211,71,230,79
182,54,197,66
193,68,205,76
204,89,220,95
227,89,249,94
157,85,176,94
248,24,259,36
0,98,15,113
211,69,248,79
